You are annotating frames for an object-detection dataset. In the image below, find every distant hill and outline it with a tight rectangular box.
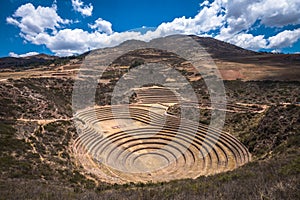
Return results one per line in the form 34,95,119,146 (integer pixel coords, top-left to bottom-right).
0,54,58,68
189,35,259,59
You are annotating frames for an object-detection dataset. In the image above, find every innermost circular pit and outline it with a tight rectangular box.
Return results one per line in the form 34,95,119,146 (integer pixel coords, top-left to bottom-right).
132,153,170,172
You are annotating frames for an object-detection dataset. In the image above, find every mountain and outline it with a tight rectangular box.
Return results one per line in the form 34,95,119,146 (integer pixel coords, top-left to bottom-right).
109,36,300,81
1,35,300,81
189,35,259,58
0,54,58,68
1,36,300,75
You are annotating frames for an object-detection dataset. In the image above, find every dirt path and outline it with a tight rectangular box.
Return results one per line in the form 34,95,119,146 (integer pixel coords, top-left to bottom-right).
17,118,71,125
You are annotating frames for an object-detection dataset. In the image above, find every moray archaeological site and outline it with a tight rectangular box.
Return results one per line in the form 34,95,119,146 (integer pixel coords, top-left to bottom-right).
0,36,299,199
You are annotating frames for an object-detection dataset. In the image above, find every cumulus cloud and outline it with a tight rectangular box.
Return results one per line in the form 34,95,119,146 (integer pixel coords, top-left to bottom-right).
21,28,140,56
153,0,226,36
249,0,300,27
225,33,267,50
9,51,39,58
6,3,70,37
268,28,300,49
6,0,300,56
71,0,93,17
89,18,113,34
220,0,300,38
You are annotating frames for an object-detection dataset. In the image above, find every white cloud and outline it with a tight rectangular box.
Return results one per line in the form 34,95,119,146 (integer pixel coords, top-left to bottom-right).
225,33,267,50
6,17,19,26
6,0,300,56
249,0,300,27
26,29,143,56
217,0,300,42
6,3,70,37
153,0,226,36
268,28,300,49
223,0,300,34
200,0,210,7
71,0,93,17
89,18,113,34
271,49,281,54
9,51,39,58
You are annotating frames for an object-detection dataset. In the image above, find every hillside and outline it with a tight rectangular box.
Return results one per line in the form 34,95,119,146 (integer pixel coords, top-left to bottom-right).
1,35,299,81
0,35,299,199
0,54,59,68
190,35,259,58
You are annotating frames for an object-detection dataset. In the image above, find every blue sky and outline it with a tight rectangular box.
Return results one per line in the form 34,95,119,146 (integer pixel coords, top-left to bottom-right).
2,0,300,57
